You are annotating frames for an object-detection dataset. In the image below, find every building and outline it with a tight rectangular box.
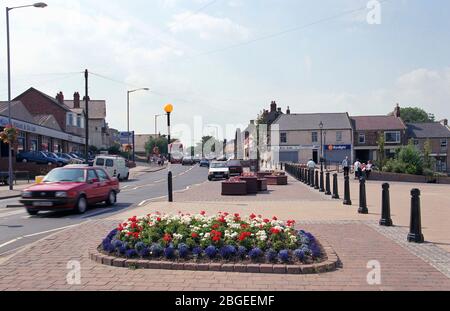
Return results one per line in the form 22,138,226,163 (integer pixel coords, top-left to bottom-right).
351,105,407,162
407,120,450,173
269,113,353,164
134,134,157,154
64,93,111,149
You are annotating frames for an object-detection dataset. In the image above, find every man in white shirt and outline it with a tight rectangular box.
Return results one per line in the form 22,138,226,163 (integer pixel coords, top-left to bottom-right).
354,159,361,179
342,156,350,176
307,159,316,169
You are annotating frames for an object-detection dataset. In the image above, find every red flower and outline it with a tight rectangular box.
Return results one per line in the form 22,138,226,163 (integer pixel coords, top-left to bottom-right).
234,213,240,218
163,233,172,242
217,216,226,223
212,224,220,230
250,214,256,220
191,233,199,239
239,232,252,241
287,220,296,227
241,224,249,229
272,216,278,221
263,219,270,223
270,228,281,235
200,211,206,216
156,217,162,222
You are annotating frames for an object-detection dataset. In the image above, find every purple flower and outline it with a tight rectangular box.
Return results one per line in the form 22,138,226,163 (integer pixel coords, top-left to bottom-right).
107,229,118,240
205,246,218,259
150,244,163,257
310,245,322,258
135,242,146,252
102,242,115,253
278,250,290,263
294,249,305,261
139,247,150,258
164,246,176,259
118,242,128,255
248,248,263,261
125,249,137,258
265,249,278,262
112,239,122,249
237,246,247,259
219,246,236,259
178,244,190,258
192,247,203,257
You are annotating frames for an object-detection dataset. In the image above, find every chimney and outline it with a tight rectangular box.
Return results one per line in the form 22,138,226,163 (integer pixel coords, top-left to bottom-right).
394,103,401,118
286,106,291,115
441,119,449,127
56,92,64,105
83,95,90,101
270,101,277,113
277,108,282,113
73,92,80,109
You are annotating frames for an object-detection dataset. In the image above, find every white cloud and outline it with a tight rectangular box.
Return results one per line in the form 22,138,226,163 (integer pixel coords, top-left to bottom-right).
168,11,250,41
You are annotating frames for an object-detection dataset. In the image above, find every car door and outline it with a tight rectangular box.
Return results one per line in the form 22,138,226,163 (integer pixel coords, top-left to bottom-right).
85,169,102,204
95,168,111,200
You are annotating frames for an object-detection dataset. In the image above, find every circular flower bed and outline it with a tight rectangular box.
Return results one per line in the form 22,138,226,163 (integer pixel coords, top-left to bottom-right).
100,212,324,265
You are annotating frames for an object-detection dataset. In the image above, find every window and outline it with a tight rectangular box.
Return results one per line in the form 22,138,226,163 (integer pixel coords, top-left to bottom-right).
359,133,366,144
77,116,81,127
312,132,318,143
336,131,343,142
385,131,401,143
442,140,448,150
68,114,73,126
96,169,110,181
87,170,98,182
17,132,26,153
280,132,287,144
95,158,105,166
413,139,419,146
106,159,114,167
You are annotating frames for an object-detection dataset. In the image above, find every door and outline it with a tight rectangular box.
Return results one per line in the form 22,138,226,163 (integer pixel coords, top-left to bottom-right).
313,150,318,164
85,169,102,203
95,169,111,200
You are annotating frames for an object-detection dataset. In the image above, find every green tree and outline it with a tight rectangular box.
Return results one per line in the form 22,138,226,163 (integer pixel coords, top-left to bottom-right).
108,143,121,155
377,135,386,171
422,139,436,176
400,107,435,123
145,136,169,155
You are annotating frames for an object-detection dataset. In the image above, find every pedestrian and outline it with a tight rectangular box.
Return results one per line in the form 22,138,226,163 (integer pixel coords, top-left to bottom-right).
307,158,316,180
342,156,350,176
366,160,373,180
354,159,361,180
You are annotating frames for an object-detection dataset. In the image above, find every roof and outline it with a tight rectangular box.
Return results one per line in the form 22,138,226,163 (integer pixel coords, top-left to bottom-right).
272,113,353,131
14,87,71,112
64,100,106,119
351,116,406,131
407,123,450,139
70,108,85,115
33,115,62,131
0,101,35,123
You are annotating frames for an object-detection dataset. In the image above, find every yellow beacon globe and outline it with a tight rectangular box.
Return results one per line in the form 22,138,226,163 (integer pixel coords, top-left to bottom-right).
164,104,174,114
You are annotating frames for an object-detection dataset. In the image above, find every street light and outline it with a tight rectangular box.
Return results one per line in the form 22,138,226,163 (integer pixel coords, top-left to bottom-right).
127,88,149,162
154,114,163,137
164,104,174,202
6,2,47,190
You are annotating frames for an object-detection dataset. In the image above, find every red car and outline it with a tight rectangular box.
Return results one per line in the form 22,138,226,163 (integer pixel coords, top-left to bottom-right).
20,166,120,215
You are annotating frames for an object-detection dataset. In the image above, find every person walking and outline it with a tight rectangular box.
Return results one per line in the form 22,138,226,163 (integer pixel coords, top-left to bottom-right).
366,160,373,180
354,159,361,180
307,158,316,182
342,156,350,176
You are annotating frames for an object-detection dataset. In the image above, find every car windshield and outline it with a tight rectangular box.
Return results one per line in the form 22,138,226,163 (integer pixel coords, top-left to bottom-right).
210,162,227,168
43,169,85,183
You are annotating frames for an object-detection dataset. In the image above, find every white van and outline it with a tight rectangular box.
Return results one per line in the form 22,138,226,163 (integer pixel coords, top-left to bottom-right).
94,156,130,181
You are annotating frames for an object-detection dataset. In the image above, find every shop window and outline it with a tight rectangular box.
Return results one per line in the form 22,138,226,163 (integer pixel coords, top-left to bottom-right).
31,140,38,151
17,132,26,153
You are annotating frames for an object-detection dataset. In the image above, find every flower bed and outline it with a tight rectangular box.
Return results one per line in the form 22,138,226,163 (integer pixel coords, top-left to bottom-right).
222,177,248,195
99,212,326,267
266,175,288,185
239,174,258,194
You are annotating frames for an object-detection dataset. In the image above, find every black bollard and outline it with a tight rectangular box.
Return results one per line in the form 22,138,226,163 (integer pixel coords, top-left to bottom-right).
303,168,307,183
314,171,320,190
343,175,352,205
319,171,325,193
325,172,331,195
407,189,424,243
309,169,313,187
168,171,173,202
310,170,316,188
332,173,340,199
358,177,368,214
380,183,393,226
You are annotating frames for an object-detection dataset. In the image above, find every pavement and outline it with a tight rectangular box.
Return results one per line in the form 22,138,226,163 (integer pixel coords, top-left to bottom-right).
0,170,449,291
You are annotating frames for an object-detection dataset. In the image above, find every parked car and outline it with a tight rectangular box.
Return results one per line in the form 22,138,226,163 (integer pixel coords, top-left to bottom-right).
227,160,243,176
17,151,59,165
94,155,130,181
44,152,70,166
56,153,84,164
199,158,210,167
182,156,195,166
193,156,202,164
20,165,120,215
208,161,230,181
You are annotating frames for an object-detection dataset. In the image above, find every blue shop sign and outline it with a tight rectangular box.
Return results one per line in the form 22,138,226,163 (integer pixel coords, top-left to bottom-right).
325,144,352,151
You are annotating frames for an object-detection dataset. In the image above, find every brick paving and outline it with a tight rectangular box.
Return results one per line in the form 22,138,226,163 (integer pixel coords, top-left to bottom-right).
0,219,449,291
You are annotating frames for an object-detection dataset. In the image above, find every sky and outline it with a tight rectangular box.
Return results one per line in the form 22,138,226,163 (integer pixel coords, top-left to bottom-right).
1,0,449,145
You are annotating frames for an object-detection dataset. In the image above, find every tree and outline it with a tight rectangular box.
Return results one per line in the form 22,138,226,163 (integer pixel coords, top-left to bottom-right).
145,136,169,156
400,107,435,123
376,135,386,171
108,144,121,155
422,139,436,176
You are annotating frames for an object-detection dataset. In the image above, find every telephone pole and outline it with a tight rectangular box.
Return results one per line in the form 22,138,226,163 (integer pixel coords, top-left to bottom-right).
84,69,89,163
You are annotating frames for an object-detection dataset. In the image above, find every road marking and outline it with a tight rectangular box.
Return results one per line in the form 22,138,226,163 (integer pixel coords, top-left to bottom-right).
138,196,166,206
0,209,26,219
0,224,82,250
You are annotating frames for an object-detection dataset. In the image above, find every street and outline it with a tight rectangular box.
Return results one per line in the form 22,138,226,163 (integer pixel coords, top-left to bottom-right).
0,164,208,257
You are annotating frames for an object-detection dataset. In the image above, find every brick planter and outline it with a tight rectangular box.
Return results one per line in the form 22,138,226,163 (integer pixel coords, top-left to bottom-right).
221,181,247,196
90,237,339,275
239,176,258,194
257,179,268,192
266,175,288,186
257,171,273,179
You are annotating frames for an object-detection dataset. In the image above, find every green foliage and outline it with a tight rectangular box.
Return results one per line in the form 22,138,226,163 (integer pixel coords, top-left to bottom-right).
145,136,169,155
108,144,121,155
400,107,435,123
376,135,386,170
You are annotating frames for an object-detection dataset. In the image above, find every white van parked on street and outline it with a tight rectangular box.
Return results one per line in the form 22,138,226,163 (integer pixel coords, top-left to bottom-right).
94,156,130,181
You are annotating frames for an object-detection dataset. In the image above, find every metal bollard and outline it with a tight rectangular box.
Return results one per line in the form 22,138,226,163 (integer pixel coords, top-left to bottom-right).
407,189,424,243
380,183,393,226
314,171,320,190
303,168,307,183
319,171,325,193
343,175,352,205
332,173,340,199
168,171,173,202
325,172,332,196
310,170,315,188
358,177,368,214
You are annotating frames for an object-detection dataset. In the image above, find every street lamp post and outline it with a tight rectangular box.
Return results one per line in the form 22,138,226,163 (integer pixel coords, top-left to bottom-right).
127,88,149,162
155,114,163,137
6,2,47,190
319,121,324,172
164,104,174,202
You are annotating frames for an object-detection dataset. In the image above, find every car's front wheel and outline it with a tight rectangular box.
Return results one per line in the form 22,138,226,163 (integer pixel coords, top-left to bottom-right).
75,196,88,214
106,191,117,206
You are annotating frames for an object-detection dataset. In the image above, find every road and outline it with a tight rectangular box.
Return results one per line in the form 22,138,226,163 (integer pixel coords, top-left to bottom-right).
0,164,208,258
